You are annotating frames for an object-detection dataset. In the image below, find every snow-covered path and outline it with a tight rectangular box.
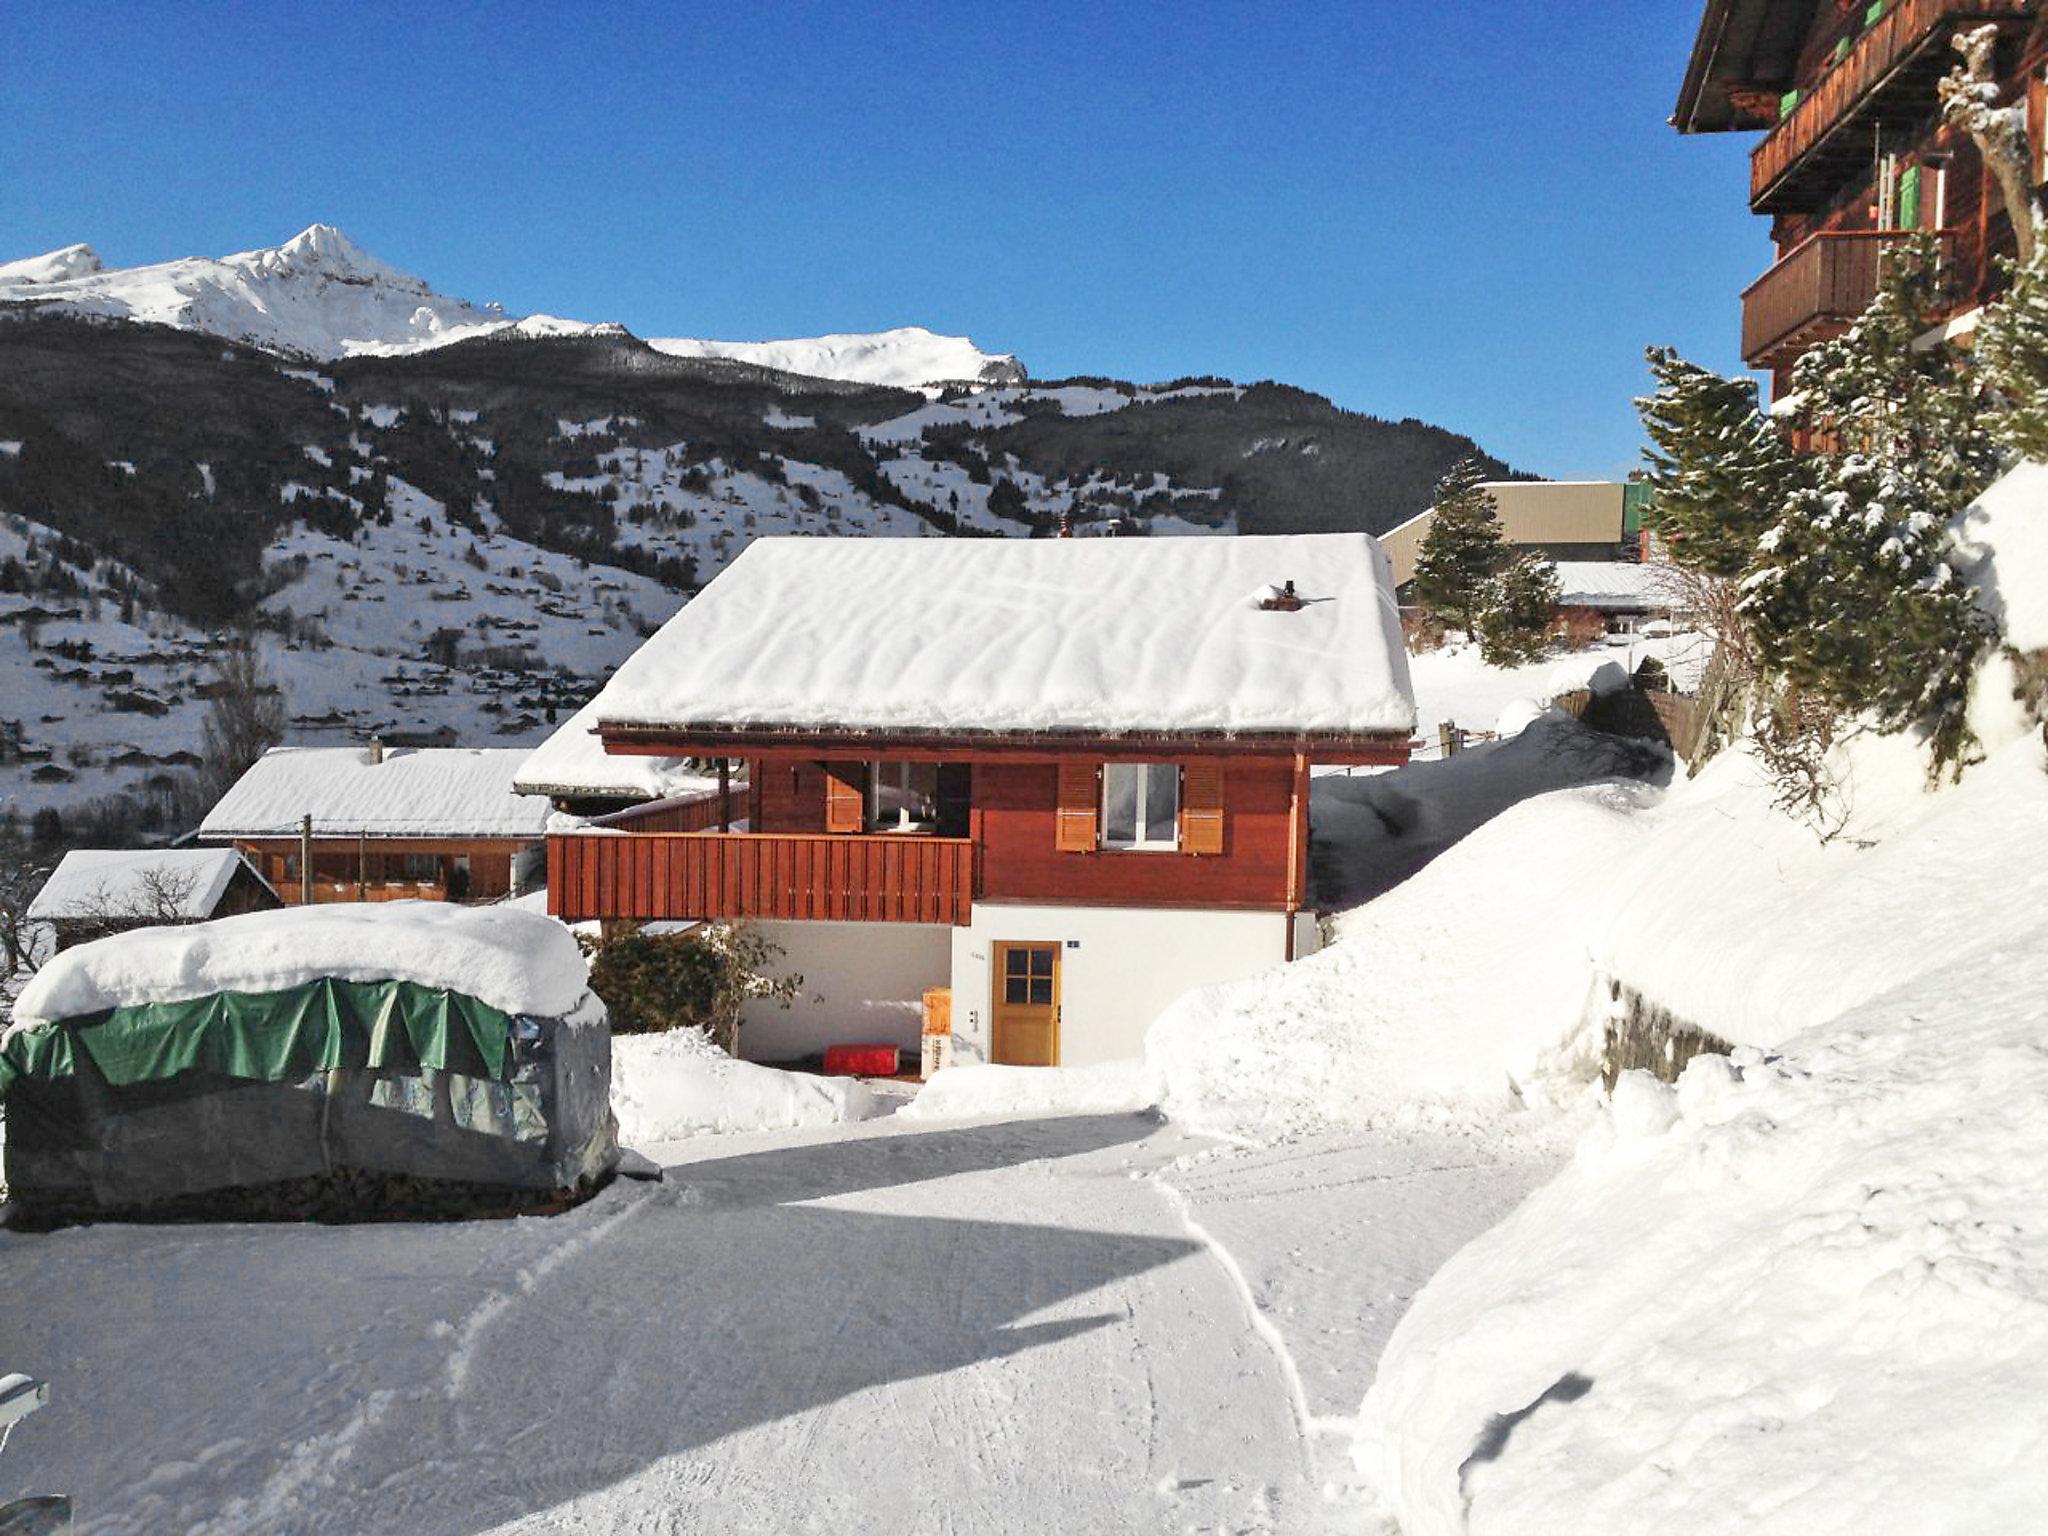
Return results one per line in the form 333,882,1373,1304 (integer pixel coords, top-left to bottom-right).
2,1113,1373,1534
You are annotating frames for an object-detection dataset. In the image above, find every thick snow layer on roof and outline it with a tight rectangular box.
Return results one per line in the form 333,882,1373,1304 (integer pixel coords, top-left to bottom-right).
26,848,258,922
588,533,1415,738
514,697,720,802
1550,560,1683,610
199,746,550,839
11,902,591,1028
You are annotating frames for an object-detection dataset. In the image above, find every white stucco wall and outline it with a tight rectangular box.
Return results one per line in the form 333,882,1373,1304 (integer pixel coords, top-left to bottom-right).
738,919,951,1064
948,903,1295,1069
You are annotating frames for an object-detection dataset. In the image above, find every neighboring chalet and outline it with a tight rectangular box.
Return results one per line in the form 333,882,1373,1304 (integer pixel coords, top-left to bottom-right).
27,847,279,952
1676,0,2045,396
1381,481,1654,594
543,533,1416,1068
1554,561,1690,634
199,743,549,903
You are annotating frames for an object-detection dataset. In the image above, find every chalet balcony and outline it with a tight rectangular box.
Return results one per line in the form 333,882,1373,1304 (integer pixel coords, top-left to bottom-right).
1750,0,2032,213
273,878,449,904
547,830,975,926
1741,229,1952,365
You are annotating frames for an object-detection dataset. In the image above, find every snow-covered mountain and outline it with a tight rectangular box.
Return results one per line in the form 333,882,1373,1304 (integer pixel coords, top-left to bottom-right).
647,327,1023,389
0,226,1022,387
0,226,512,362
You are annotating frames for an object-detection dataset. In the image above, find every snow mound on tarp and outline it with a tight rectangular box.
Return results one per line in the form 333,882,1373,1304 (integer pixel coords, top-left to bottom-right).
1358,924,2048,1534
1492,697,1551,738
901,1059,1154,1122
1147,776,1659,1142
610,1028,885,1142
10,902,591,1029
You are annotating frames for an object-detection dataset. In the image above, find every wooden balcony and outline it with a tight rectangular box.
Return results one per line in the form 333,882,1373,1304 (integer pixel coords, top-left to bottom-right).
1741,229,1952,364
274,878,448,905
547,831,975,926
1750,0,2031,213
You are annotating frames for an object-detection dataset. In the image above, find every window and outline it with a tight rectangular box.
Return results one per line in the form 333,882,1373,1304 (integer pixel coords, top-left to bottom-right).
401,853,440,881
869,761,939,830
1002,945,1055,1006
1101,762,1179,850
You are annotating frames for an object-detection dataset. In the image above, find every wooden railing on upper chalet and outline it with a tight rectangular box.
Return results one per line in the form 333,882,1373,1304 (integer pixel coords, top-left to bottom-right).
273,878,449,905
1751,0,2032,209
1741,228,1953,363
548,831,975,926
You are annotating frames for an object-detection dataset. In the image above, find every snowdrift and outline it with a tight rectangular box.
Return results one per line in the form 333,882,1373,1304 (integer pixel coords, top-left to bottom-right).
610,1028,885,1143
1357,739,2048,1535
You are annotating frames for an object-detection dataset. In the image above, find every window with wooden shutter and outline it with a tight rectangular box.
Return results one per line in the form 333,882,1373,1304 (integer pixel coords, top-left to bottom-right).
823,763,865,834
1055,762,1099,852
1898,164,1921,231
1180,762,1225,855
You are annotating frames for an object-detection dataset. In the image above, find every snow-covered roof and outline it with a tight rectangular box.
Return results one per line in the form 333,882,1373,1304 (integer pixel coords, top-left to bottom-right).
198,747,551,839
26,847,262,923
584,533,1415,740
514,697,722,802
1551,561,1684,611
11,902,590,1029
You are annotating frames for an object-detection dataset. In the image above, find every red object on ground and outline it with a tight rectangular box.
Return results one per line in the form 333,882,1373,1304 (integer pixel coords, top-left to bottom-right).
823,1044,900,1077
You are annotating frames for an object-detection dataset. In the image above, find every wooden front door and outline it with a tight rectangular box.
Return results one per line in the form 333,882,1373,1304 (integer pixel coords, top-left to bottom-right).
992,941,1061,1066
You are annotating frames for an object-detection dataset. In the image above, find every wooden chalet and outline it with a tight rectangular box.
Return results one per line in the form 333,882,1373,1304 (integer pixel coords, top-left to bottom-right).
198,742,549,904
539,533,1415,1069
1676,0,2048,396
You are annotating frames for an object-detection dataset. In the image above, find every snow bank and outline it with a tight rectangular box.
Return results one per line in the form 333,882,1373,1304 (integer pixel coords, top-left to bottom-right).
900,1059,1154,1122
1148,773,1657,1143
1955,457,2048,653
1358,916,2048,1535
11,902,591,1028
609,1027,884,1142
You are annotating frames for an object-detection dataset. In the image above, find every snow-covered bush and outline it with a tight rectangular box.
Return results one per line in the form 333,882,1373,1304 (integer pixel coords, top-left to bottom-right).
1473,554,1560,667
580,921,800,1054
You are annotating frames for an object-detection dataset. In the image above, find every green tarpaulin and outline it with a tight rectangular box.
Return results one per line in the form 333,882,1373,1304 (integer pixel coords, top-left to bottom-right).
0,977,510,1096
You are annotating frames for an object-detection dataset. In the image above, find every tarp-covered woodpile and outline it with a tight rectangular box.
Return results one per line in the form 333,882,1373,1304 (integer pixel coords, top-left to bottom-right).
0,904,617,1223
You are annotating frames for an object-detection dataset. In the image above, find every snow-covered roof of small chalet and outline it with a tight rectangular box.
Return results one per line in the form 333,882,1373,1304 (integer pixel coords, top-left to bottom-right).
514,697,722,802
582,533,1416,741
198,747,551,840
1552,561,1685,612
26,847,263,922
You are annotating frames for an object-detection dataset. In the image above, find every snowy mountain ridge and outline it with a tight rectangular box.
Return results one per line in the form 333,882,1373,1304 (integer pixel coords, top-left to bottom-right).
0,225,1023,387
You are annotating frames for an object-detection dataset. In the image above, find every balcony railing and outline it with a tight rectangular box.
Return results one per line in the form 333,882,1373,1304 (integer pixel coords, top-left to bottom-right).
1741,229,1952,364
274,878,448,905
1750,0,2031,212
547,831,975,926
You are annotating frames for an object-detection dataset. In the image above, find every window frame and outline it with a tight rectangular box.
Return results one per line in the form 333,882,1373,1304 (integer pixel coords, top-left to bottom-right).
868,759,940,831
1099,761,1180,852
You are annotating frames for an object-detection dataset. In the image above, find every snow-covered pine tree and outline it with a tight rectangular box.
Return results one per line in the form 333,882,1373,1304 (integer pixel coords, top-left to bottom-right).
1412,456,1506,637
1747,237,2000,774
1636,346,1808,578
1975,247,2048,460
1474,554,1560,667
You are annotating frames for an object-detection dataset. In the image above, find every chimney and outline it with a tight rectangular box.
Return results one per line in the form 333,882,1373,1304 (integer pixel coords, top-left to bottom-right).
1055,510,1073,539
367,734,384,765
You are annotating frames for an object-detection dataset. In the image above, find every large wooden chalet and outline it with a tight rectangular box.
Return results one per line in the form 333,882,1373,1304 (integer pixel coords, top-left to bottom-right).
1677,0,2048,396
538,533,1416,1068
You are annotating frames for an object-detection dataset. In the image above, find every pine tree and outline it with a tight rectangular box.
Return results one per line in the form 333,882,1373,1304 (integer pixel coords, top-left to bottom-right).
1412,456,1507,636
1748,237,2000,774
1974,247,2048,460
1474,554,1560,666
1636,346,1808,578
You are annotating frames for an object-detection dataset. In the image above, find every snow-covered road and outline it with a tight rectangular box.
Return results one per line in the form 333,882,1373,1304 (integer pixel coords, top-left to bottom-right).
2,1113,1389,1534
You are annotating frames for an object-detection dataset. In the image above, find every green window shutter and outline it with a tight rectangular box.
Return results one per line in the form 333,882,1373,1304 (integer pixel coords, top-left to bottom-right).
1832,36,1852,63
1899,165,1922,230
1865,0,1888,23
1780,88,1802,119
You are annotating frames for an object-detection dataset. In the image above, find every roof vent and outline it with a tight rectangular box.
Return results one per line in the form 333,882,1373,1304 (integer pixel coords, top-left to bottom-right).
1259,580,1304,613
367,734,384,765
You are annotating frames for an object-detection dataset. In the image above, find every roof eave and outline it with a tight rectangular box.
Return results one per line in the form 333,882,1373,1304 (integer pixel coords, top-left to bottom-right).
593,721,1419,763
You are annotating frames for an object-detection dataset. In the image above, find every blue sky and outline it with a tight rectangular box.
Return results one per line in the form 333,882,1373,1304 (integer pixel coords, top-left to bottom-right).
2,1,1764,479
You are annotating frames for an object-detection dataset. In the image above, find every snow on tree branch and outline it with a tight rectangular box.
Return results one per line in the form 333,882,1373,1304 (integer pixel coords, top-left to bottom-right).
1939,23,2042,265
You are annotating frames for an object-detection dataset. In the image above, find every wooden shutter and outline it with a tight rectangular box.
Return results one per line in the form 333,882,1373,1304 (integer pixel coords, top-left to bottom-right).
1055,762,1099,852
1898,164,1921,231
1180,761,1225,856
823,762,865,834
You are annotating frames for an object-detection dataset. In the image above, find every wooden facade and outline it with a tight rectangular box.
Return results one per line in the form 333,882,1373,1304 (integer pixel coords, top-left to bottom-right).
1680,0,2047,393
545,740,1363,928
235,835,528,906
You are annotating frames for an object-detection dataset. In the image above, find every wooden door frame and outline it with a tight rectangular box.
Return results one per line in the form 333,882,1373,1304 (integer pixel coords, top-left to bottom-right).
990,939,1062,1067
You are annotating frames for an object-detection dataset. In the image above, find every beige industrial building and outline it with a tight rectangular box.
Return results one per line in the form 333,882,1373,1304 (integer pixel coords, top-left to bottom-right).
1380,481,1650,592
